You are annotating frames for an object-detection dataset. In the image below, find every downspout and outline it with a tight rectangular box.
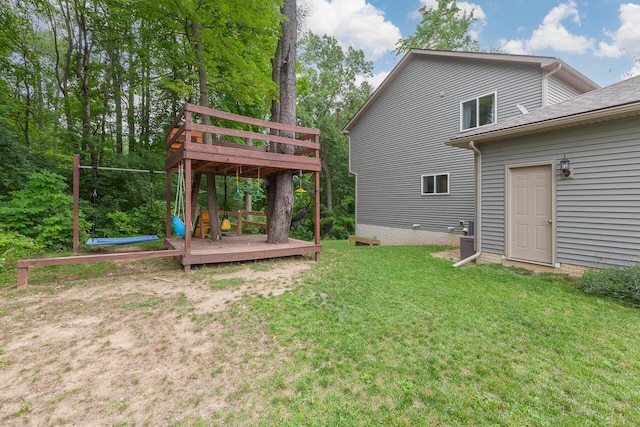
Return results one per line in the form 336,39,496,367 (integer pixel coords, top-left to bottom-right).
453,141,481,267
542,62,562,107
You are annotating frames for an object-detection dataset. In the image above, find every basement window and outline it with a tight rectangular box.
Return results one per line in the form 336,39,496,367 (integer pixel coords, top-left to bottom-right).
421,173,449,195
461,92,496,131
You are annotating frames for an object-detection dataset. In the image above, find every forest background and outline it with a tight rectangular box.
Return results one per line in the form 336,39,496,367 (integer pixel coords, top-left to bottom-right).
0,0,376,262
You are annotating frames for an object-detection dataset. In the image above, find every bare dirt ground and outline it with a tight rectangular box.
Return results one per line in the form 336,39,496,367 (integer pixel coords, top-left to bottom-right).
0,258,313,426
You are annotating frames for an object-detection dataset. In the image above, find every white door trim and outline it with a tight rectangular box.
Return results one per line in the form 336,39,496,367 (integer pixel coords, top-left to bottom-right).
505,162,557,266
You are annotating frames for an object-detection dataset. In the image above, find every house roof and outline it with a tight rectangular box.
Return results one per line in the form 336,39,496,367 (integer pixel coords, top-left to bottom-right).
342,49,600,133
447,74,640,148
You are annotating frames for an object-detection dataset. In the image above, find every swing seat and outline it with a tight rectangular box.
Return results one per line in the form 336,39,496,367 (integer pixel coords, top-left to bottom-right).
86,235,159,246
192,211,233,236
172,214,186,237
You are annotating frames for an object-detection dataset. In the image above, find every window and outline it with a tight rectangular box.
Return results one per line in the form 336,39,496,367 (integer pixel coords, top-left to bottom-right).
461,92,496,131
421,173,449,195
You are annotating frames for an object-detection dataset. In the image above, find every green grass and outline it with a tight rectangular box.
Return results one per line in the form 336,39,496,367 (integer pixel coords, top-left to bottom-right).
246,241,640,426
3,240,640,425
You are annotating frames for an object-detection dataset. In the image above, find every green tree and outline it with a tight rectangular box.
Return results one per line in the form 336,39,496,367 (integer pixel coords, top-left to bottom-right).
297,33,372,238
298,33,372,211
395,0,479,54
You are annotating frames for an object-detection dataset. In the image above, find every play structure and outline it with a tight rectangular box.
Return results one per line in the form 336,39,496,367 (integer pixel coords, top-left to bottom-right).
16,103,321,287
164,103,321,271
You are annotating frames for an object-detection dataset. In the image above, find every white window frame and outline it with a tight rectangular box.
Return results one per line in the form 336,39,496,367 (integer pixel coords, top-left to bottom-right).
460,91,497,131
421,173,450,195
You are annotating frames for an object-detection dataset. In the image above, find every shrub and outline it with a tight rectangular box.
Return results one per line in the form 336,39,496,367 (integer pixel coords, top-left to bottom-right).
577,265,640,304
130,200,166,238
104,211,137,237
0,170,76,251
0,230,42,271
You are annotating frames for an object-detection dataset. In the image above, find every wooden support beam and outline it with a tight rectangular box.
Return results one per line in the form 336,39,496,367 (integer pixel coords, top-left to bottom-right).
191,173,202,221
16,249,185,289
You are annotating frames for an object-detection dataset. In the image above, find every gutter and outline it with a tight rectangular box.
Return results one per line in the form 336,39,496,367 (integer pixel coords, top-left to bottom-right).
453,141,482,267
448,102,640,148
542,62,562,107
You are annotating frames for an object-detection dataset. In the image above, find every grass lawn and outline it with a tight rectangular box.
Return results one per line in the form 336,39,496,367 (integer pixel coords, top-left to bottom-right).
248,242,640,426
2,241,640,425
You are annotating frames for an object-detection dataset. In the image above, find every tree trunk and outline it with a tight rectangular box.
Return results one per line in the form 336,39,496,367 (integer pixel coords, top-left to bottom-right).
127,63,136,152
111,47,124,154
50,1,75,152
74,2,95,164
266,0,297,244
192,18,221,240
321,157,333,212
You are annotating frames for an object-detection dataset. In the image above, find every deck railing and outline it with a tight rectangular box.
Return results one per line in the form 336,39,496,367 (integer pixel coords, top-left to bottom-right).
165,103,320,168
193,209,267,237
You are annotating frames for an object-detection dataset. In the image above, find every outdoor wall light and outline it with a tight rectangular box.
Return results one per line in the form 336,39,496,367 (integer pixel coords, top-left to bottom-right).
560,156,571,178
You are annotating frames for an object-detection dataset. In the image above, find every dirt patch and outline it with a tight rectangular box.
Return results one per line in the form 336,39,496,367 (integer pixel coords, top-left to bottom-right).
431,248,460,262
0,258,312,425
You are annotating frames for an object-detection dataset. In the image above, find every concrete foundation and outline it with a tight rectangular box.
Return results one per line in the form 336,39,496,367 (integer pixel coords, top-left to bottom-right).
355,224,461,247
478,251,595,278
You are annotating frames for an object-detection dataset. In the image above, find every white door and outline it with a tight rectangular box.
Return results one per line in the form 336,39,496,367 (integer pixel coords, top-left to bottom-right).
508,165,553,264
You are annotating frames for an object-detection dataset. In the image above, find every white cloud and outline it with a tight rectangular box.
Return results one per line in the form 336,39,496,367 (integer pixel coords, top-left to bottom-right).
416,0,487,40
499,1,593,55
498,39,527,55
357,70,390,90
300,0,401,60
624,61,640,80
595,3,640,58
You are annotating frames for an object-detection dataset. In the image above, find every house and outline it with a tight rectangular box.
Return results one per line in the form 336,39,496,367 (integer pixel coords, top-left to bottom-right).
447,74,640,276
343,49,598,246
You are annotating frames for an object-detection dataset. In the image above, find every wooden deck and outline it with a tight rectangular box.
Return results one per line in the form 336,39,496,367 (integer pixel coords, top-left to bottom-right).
166,235,321,269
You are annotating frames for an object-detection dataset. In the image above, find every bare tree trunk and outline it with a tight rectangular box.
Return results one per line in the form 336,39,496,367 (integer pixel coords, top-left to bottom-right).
266,0,297,244
192,18,221,240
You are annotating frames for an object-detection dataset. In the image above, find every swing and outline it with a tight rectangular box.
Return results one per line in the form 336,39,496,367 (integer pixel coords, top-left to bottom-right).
171,162,187,237
291,172,310,230
295,170,306,194
233,167,264,202
221,176,232,231
85,166,160,246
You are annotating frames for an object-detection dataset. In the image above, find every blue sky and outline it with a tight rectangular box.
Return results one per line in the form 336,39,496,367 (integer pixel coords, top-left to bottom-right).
300,0,640,88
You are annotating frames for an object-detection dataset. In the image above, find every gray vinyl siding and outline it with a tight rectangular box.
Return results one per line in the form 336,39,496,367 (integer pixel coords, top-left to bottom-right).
547,75,583,105
480,117,640,268
349,56,544,232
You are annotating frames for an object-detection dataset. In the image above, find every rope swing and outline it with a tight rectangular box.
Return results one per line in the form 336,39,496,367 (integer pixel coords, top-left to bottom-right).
172,162,186,237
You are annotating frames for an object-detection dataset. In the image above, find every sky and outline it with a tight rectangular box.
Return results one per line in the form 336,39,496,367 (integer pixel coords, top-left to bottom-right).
299,0,640,89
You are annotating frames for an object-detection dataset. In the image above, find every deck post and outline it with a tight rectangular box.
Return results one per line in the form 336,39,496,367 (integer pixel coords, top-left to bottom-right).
314,134,321,261
166,162,172,239
17,266,28,289
184,159,192,263
73,154,80,254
